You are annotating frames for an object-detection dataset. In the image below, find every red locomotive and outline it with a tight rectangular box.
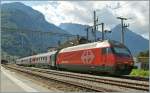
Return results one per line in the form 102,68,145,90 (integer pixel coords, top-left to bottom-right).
16,40,134,75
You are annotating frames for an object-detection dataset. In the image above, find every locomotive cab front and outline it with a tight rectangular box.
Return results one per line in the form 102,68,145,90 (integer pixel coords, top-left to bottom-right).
111,42,134,75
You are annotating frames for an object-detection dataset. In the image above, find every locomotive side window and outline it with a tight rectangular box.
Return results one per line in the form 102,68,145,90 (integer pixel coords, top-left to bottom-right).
107,48,112,54
102,47,112,55
102,48,106,54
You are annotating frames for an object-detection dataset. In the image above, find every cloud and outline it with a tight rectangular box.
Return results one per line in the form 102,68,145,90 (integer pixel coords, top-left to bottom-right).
3,1,148,39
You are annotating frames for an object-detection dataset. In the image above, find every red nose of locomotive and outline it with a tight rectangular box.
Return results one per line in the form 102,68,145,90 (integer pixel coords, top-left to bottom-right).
111,46,134,75
115,56,134,75
116,56,134,68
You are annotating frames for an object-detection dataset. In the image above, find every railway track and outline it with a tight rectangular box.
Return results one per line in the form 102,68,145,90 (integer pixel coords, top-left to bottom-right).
3,65,149,92
3,65,116,92
119,75,149,81
24,66,149,91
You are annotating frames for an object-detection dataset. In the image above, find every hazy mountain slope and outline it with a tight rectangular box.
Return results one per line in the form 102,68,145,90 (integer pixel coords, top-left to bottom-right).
59,23,102,41
1,2,69,57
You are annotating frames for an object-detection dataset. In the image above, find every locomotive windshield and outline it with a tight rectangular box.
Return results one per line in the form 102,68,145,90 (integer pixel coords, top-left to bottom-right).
113,47,131,57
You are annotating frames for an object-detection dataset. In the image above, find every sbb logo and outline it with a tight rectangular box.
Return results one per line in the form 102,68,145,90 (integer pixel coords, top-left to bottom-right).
81,50,95,64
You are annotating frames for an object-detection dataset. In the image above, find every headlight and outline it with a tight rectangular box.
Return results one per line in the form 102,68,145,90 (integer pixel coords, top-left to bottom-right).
130,61,134,65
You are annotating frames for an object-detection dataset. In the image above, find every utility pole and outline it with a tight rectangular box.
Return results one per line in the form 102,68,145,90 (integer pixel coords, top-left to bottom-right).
117,17,129,44
93,11,99,41
93,11,107,41
86,10,111,42
101,23,104,40
86,28,89,41
87,22,107,41
96,23,105,41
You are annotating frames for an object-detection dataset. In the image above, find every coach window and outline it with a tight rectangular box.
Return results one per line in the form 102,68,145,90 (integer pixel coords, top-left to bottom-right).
45,57,47,60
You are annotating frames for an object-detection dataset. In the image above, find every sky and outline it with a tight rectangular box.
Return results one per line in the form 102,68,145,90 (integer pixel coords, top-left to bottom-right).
1,1,149,39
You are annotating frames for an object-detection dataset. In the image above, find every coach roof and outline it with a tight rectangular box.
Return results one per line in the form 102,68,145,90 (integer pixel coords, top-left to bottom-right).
18,51,57,61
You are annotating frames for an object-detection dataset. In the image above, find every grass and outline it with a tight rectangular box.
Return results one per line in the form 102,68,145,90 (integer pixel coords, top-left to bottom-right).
130,69,149,78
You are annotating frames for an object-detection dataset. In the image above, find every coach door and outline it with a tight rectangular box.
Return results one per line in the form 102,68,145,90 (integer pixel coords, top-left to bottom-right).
50,54,56,67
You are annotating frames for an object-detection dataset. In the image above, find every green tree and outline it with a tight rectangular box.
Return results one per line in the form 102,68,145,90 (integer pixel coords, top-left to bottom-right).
137,50,149,57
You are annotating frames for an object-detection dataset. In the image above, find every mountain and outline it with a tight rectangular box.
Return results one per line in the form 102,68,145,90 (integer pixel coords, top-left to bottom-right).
1,2,69,57
1,2,67,33
59,23,102,41
59,23,88,35
59,23,149,56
